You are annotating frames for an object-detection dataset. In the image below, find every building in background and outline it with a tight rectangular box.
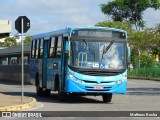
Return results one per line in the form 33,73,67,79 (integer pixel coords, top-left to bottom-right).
0,20,11,42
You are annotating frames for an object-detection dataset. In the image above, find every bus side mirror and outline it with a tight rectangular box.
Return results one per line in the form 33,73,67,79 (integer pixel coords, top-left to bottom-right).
127,46,131,70
127,46,131,59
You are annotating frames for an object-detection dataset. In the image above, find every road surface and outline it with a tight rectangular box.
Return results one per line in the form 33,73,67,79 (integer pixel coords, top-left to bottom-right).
0,79,160,119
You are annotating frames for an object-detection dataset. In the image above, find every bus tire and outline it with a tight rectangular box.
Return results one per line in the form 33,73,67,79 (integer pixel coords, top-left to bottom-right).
46,89,51,96
54,75,60,91
58,84,66,102
35,74,43,96
102,93,112,103
58,90,65,102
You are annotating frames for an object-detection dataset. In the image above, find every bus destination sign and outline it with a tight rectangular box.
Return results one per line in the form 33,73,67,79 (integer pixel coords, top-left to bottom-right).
78,30,112,38
71,29,126,39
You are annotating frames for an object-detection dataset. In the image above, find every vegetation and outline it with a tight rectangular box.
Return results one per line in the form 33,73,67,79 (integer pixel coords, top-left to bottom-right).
24,36,32,45
128,26,160,66
0,36,32,47
99,0,160,78
128,64,160,78
101,0,160,31
95,21,133,33
3,37,18,47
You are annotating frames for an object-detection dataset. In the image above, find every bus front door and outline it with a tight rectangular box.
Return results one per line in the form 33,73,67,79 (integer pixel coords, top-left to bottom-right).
61,37,68,91
42,40,48,89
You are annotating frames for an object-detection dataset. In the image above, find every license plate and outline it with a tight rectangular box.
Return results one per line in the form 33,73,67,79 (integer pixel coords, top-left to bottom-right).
94,86,103,90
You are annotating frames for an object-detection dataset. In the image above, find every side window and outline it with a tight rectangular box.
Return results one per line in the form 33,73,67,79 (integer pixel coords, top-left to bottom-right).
31,40,36,58
40,39,43,58
35,39,40,58
31,40,35,58
55,36,62,58
49,37,55,57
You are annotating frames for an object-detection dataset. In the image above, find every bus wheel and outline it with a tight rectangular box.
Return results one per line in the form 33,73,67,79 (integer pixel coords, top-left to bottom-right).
58,86,66,102
35,75,43,96
36,86,43,96
102,93,112,103
46,89,51,96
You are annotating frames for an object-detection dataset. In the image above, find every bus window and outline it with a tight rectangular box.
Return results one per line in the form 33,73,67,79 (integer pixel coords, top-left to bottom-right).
49,37,55,57
31,40,36,58
55,36,62,58
36,39,40,58
40,39,43,58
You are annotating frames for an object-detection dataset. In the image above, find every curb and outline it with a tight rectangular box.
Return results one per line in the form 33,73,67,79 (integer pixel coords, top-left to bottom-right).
0,97,36,111
128,77,160,81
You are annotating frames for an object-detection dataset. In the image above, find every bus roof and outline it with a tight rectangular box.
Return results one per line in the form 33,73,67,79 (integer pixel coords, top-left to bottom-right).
69,26,126,32
32,26,127,40
32,28,69,40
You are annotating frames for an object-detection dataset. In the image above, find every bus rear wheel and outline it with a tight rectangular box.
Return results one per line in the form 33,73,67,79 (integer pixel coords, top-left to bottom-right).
36,75,51,97
102,93,112,103
36,87,43,96
58,90,66,102
35,75,42,96
36,86,51,97
45,89,51,96
58,85,66,102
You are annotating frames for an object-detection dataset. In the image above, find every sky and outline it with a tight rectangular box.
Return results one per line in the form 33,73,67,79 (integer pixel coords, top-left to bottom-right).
0,0,160,36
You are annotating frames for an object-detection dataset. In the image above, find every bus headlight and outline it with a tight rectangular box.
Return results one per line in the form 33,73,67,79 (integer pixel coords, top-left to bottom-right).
68,72,84,84
115,77,127,84
68,72,74,79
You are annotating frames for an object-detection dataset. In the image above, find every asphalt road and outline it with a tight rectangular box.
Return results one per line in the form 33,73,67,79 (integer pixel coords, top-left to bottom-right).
0,79,160,119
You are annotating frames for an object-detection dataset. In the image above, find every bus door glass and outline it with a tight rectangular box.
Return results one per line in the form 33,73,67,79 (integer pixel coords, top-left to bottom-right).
47,37,56,90
42,38,49,88
61,36,68,90
55,36,63,89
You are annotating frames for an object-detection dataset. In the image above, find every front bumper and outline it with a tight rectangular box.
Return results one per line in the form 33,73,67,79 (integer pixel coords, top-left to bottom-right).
65,79,127,94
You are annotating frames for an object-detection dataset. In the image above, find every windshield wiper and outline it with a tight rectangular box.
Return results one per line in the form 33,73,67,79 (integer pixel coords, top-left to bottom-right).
102,40,114,54
83,39,87,46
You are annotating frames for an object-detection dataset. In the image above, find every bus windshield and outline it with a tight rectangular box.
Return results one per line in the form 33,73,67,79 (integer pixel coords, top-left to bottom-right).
69,40,126,70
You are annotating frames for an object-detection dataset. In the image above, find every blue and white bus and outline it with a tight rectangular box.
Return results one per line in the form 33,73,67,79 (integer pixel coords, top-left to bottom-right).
30,26,130,103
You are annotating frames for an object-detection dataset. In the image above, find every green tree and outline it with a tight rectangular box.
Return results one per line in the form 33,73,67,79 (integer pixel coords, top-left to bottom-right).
129,25,160,66
95,21,133,33
152,23,160,55
141,25,160,55
129,31,146,66
3,37,18,47
24,36,32,45
140,53,151,68
101,0,160,31
0,41,4,47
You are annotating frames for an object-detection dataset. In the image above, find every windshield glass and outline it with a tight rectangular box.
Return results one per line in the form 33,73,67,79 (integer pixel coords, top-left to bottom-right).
68,40,126,70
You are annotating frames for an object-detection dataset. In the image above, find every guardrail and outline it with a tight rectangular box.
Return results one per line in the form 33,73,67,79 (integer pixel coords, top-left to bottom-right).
128,63,160,79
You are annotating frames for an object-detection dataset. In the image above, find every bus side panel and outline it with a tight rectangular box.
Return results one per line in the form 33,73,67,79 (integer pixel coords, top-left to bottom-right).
38,59,43,87
29,59,39,85
47,59,61,90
